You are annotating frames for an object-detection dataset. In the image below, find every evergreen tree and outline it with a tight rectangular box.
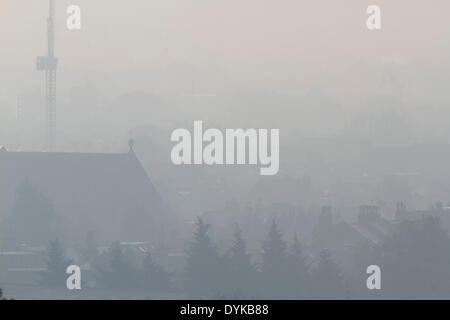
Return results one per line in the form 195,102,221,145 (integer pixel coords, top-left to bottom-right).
350,239,379,299
41,239,73,287
311,249,346,299
243,201,253,216
82,230,98,263
97,241,138,289
379,216,450,298
184,218,221,297
287,234,310,298
228,225,256,296
142,252,171,291
3,180,61,246
254,198,264,215
311,207,334,249
111,242,128,275
262,220,287,273
261,220,289,298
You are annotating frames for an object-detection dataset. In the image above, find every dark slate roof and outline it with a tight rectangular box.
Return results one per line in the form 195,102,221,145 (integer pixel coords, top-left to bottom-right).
0,149,164,242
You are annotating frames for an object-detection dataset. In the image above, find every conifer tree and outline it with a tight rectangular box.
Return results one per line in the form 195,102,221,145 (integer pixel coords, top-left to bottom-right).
288,234,310,298
184,218,221,297
261,220,289,298
311,249,346,299
228,225,256,295
4,181,61,246
142,252,171,290
41,239,73,287
97,241,137,289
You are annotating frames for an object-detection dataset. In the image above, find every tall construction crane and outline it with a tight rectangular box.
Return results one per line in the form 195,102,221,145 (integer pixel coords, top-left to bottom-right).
37,0,57,151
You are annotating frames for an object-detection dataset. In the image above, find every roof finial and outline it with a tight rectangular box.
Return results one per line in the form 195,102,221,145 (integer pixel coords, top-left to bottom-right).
128,138,135,153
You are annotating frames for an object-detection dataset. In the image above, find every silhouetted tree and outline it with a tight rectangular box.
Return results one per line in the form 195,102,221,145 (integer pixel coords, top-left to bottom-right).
379,216,450,298
97,241,139,289
95,242,172,291
349,239,380,299
227,225,257,296
243,201,253,216
261,220,289,298
311,207,334,249
287,234,310,298
311,249,346,299
142,252,171,291
3,180,61,246
41,239,73,287
184,218,222,297
81,230,98,263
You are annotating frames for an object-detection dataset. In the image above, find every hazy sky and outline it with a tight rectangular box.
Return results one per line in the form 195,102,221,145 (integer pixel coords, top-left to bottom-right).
1,0,450,127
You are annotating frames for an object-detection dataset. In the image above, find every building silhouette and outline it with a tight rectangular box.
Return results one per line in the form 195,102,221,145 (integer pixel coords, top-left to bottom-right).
0,142,166,245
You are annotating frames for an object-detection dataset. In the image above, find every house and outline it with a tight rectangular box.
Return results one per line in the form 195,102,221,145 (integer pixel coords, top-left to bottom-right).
396,201,450,232
312,205,393,249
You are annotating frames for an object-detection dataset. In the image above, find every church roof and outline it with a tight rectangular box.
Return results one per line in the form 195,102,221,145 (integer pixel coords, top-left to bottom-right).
0,148,163,243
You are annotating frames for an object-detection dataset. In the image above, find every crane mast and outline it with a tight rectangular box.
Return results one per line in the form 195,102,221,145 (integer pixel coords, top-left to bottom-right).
37,0,57,151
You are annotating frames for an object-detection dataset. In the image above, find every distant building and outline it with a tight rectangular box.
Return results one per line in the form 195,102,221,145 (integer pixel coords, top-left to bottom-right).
349,205,393,245
0,142,168,245
0,247,46,285
312,205,393,249
396,201,450,232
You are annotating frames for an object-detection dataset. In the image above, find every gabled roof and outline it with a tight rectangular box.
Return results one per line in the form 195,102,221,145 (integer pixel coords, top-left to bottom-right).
0,148,164,243
347,219,393,245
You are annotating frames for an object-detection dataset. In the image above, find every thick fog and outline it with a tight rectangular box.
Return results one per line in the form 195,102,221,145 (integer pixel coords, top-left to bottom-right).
1,0,450,299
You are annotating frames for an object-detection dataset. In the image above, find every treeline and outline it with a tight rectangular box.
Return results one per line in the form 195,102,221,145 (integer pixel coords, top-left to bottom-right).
184,215,450,299
184,218,345,299
39,219,345,298
95,242,171,291
40,215,450,299
41,239,171,292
